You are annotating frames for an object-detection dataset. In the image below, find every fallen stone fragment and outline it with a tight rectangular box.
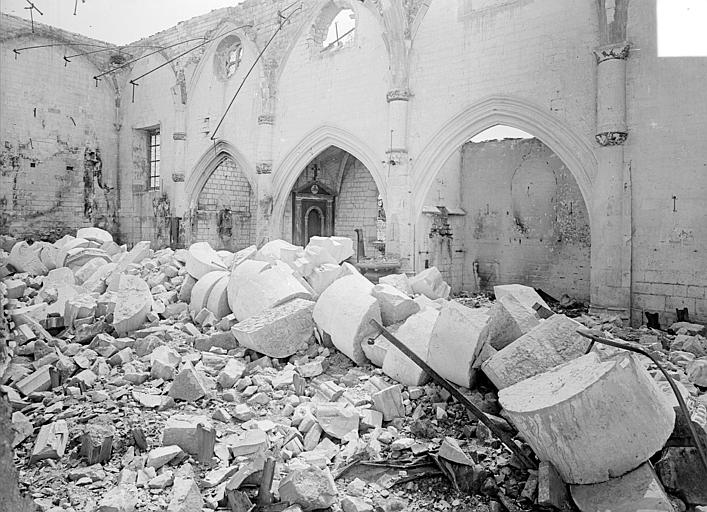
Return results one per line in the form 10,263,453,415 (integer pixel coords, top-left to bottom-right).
11,411,33,447
480,295,540,350
148,470,174,489
279,466,338,511
9,241,48,276
4,278,26,299
150,345,181,380
342,496,374,512
217,358,246,389
232,262,313,321
687,359,707,387
307,236,354,263
65,247,111,271
167,474,203,512
482,314,590,389
383,308,439,386
313,274,380,365
203,465,238,488
409,266,450,300
206,273,231,319
655,447,707,505
15,365,52,395
371,381,405,422
111,274,153,336
146,445,184,469
493,283,549,314
231,298,315,358
379,273,414,296
570,463,675,512
168,362,208,401
499,352,675,484
81,423,115,464
189,270,229,314
77,227,113,244
30,419,69,464
226,429,268,457
132,391,163,408
83,262,117,294
372,283,420,326
97,484,138,512
185,241,226,279
226,259,270,311
256,239,301,263
427,301,488,388
538,461,571,510
670,321,706,336
162,415,213,455
316,403,359,439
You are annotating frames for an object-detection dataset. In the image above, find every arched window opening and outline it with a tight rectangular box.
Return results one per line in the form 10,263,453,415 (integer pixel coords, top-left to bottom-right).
214,35,243,81
322,9,355,51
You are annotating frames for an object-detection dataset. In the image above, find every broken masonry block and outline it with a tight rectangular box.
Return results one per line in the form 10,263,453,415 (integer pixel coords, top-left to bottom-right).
162,414,213,455
205,273,231,320
97,484,139,512
196,422,216,464
111,274,153,336
378,273,414,296
479,295,540,350
499,352,675,484
570,463,675,512
30,419,69,464
255,239,302,264
306,236,354,264
316,403,359,440
189,270,228,315
409,266,450,300
226,259,270,312
371,383,405,422
231,298,315,359
493,284,549,315
81,423,115,465
538,461,571,510
372,283,420,326
168,474,204,512
185,241,227,280
304,263,344,296
131,427,148,451
313,274,380,366
77,227,113,245
226,428,268,458
382,308,439,386
217,358,246,389
279,466,338,511
427,301,489,388
168,362,208,401
15,365,53,396
482,314,590,389
9,241,48,276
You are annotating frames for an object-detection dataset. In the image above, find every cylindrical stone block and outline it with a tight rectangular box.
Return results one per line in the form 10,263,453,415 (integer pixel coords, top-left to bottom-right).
499,352,675,484
596,57,627,134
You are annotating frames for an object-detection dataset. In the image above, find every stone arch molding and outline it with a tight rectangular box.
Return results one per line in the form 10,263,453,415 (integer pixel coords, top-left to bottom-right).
272,125,389,237
185,140,255,211
411,95,598,223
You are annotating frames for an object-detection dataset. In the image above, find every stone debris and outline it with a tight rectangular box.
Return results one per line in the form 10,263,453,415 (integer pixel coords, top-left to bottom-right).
2,231,706,512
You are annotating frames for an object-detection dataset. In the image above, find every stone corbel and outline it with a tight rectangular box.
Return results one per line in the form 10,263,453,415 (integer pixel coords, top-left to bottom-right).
595,131,628,146
386,88,412,102
256,162,272,174
258,114,274,125
172,173,185,182
383,149,408,166
594,42,630,63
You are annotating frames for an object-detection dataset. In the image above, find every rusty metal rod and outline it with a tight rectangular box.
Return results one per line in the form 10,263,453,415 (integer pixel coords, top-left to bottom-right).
369,319,537,469
577,328,707,473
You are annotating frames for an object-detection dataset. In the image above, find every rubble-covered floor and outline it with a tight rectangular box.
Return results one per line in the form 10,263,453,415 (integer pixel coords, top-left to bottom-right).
1,231,707,512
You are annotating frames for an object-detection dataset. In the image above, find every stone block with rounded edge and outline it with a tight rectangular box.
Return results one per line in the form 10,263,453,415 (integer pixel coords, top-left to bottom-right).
481,314,590,389
111,274,153,336
77,227,113,245
74,257,109,285
205,273,231,319
226,259,270,312
372,283,420,326
570,463,675,512
479,295,540,350
382,308,440,386
409,267,450,300
313,274,380,365
232,263,313,321
185,242,226,280
231,298,315,358
189,270,228,314
493,283,549,315
427,302,489,388
499,352,675,484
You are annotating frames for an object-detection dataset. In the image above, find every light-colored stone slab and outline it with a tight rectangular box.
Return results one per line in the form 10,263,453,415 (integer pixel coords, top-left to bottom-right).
480,295,541,350
482,314,590,389
372,283,420,326
112,274,153,336
500,353,675,484
77,227,113,245
305,263,344,295
427,302,489,388
185,242,226,280
307,236,354,263
493,284,549,315
409,267,450,300
206,274,231,320
189,271,228,314
226,259,270,312
383,308,440,386
378,273,414,296
313,274,380,365
162,414,213,455
231,298,315,358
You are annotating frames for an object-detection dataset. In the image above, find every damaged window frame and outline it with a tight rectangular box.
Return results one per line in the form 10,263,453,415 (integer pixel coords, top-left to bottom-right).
147,127,161,191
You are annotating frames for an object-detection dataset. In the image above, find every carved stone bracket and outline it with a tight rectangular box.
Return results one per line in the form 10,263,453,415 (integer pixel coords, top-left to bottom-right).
172,173,185,182
172,132,186,141
256,162,272,174
386,88,412,102
595,131,628,146
258,114,275,125
383,149,409,166
594,42,630,63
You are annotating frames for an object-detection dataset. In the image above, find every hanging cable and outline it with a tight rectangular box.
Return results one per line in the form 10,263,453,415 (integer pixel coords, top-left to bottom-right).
210,6,302,141
127,24,252,101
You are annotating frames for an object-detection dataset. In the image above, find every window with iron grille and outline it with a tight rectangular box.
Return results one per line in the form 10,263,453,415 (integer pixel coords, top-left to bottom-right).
148,129,161,190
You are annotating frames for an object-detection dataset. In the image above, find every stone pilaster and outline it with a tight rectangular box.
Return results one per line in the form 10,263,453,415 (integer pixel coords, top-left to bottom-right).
590,42,632,320
255,112,275,245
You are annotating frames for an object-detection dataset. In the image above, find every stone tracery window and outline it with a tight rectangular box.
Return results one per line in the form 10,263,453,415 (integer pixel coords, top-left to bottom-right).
310,5,357,55
214,35,243,81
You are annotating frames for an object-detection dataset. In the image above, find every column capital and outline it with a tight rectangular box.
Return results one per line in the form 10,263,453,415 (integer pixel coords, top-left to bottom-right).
595,131,628,146
171,172,185,182
386,88,412,102
594,42,630,63
258,114,275,125
256,162,272,174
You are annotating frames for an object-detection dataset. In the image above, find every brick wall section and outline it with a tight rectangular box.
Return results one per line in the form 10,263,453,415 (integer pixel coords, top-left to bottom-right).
420,137,590,300
0,35,118,241
193,157,256,251
335,159,380,258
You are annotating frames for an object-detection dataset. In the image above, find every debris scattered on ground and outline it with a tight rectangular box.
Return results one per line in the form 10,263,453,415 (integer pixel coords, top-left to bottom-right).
1,230,706,512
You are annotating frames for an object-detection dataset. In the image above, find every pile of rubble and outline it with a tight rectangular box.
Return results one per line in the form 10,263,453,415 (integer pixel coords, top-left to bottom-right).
1,229,706,512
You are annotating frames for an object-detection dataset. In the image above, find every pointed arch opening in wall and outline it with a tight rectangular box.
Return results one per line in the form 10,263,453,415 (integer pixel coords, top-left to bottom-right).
412,96,597,302
185,141,257,251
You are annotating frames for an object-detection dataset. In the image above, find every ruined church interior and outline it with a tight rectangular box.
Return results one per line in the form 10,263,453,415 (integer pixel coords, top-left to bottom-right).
1,1,706,511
